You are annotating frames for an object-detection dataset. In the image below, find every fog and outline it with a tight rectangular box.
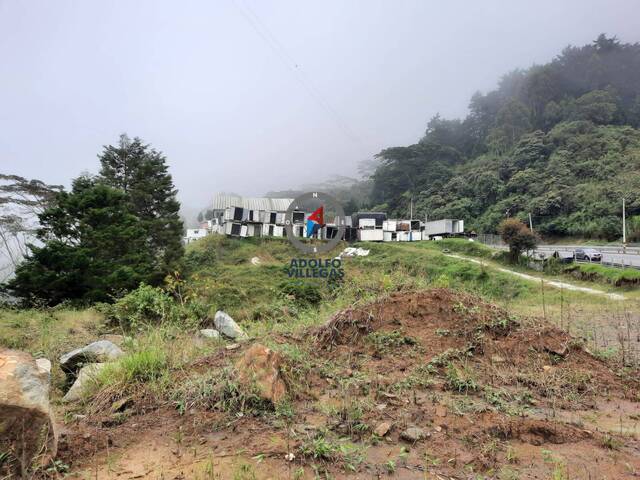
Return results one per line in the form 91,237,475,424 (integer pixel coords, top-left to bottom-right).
2,0,639,212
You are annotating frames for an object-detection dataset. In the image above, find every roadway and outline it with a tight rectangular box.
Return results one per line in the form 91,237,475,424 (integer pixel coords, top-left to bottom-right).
534,245,640,268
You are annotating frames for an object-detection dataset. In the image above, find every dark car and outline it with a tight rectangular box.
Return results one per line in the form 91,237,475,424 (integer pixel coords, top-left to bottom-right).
574,248,602,262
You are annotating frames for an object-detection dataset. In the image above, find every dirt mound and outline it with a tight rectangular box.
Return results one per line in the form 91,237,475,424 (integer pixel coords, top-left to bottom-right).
314,289,628,404
59,289,640,479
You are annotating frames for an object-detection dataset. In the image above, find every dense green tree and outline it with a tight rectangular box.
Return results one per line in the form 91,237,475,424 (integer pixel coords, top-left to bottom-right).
99,134,183,283
5,177,152,305
370,35,640,241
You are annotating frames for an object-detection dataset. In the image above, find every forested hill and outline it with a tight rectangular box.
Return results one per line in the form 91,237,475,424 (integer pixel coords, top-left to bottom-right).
371,35,640,240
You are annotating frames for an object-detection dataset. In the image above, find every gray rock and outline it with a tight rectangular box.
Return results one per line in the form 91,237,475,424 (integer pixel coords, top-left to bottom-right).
0,349,57,475
214,311,248,340
401,426,427,443
36,358,52,374
63,363,107,403
199,329,220,339
59,340,124,373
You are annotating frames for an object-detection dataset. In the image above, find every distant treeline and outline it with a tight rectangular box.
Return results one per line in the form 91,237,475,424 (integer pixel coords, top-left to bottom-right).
368,34,640,240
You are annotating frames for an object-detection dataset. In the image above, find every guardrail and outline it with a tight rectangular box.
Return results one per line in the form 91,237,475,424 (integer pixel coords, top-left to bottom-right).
536,245,640,255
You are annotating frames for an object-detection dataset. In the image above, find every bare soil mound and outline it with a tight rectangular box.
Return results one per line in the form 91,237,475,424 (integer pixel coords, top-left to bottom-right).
59,289,640,479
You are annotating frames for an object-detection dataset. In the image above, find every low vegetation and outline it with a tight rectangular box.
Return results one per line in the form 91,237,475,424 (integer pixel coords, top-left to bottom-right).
565,262,640,286
2,235,639,479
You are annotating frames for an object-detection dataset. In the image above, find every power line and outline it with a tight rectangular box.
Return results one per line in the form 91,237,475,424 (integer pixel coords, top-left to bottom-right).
231,0,368,157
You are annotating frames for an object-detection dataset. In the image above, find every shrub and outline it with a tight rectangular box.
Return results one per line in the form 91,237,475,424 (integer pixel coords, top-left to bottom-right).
498,219,537,263
279,280,323,305
102,283,205,330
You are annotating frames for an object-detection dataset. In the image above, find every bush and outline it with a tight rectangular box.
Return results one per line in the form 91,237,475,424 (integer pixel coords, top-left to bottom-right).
102,283,205,330
278,280,323,305
498,219,538,263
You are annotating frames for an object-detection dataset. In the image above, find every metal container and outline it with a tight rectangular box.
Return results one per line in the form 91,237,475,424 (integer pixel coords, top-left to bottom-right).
358,229,384,242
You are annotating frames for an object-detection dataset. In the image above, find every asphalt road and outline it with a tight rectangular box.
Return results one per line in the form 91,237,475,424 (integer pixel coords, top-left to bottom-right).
534,245,640,268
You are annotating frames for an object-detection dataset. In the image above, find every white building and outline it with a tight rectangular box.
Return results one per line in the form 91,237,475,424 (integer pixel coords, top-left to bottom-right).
184,228,208,244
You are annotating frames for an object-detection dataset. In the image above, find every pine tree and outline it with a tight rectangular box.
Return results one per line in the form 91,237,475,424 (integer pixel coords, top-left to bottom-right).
5,176,152,304
99,134,184,283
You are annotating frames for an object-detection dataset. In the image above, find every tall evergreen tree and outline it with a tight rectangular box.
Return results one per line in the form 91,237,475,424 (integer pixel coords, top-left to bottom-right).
5,176,152,305
98,134,184,283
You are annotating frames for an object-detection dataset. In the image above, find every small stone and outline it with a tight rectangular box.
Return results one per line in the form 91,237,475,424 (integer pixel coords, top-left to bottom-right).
375,403,387,411
401,427,426,442
199,329,220,339
545,344,568,357
250,257,261,266
434,425,442,432
435,405,447,417
285,452,295,462
491,355,506,363
225,343,240,350
110,396,133,413
36,358,52,374
374,422,391,437
543,365,553,373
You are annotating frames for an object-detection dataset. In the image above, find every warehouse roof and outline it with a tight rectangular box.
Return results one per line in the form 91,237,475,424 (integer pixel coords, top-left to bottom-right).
212,193,293,212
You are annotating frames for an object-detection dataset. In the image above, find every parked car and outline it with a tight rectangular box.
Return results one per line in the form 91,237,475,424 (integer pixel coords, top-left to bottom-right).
574,248,602,262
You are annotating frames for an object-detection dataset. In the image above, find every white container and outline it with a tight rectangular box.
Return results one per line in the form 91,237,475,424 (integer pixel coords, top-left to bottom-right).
359,218,376,229
383,231,394,242
423,219,464,236
358,229,384,241
383,220,397,231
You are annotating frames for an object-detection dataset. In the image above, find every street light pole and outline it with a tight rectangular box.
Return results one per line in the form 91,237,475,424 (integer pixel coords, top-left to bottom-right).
623,197,627,254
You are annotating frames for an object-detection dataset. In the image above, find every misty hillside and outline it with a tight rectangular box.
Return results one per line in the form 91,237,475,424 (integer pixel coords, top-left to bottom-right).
371,35,640,240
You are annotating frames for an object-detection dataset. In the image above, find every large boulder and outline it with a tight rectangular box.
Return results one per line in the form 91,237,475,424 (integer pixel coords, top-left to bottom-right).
235,344,286,404
59,340,123,375
0,349,57,476
62,363,107,403
214,311,248,340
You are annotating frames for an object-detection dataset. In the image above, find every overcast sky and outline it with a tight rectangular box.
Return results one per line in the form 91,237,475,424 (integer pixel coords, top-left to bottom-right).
2,1,640,211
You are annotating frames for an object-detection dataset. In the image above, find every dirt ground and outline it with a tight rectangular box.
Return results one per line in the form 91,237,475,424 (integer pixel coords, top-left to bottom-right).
57,289,640,479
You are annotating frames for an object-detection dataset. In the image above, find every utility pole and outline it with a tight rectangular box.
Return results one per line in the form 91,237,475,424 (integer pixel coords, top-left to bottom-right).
410,196,413,220
528,213,534,233
623,197,627,253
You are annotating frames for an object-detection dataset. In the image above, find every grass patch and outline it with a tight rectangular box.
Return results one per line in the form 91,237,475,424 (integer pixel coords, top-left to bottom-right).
564,263,640,287
432,238,495,259
365,330,417,355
